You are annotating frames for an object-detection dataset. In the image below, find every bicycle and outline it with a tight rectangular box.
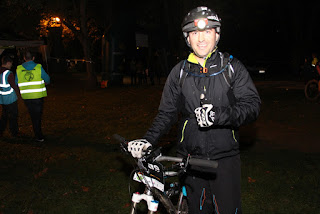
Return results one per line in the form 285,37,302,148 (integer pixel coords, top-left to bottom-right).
304,78,320,101
113,134,218,214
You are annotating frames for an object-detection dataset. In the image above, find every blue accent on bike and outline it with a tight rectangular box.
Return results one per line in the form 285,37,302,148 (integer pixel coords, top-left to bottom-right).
230,55,233,59
182,186,187,196
151,200,159,204
235,208,238,214
200,188,205,211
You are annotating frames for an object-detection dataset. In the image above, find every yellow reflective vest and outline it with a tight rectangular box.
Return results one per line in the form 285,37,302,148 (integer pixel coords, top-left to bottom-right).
16,64,47,99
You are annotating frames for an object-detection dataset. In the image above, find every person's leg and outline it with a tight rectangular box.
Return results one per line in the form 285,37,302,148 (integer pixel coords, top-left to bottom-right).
24,99,44,140
0,104,8,136
7,101,18,136
184,173,215,213
209,154,242,214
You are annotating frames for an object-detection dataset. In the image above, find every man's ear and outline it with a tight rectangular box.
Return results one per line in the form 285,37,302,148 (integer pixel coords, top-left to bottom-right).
187,36,190,46
216,33,220,43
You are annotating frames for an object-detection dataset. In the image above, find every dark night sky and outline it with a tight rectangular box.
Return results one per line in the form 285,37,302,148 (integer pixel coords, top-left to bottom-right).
111,0,320,66
1,0,319,72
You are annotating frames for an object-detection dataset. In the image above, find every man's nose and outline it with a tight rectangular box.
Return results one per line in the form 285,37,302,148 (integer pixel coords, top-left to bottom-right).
198,32,204,42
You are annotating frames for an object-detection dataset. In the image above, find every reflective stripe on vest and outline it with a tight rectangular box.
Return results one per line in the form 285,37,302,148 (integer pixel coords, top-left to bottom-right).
0,70,17,104
17,64,47,99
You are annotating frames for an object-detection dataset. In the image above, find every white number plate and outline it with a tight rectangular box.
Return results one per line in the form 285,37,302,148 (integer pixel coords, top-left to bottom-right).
133,172,164,192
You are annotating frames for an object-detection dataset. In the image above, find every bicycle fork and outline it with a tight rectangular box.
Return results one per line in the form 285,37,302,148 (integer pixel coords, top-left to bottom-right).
130,188,159,214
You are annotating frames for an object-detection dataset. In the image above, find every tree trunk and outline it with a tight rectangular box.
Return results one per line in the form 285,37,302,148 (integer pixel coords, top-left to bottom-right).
79,0,97,89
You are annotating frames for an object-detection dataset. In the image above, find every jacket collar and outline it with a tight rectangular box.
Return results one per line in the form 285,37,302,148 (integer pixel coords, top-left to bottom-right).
187,48,219,67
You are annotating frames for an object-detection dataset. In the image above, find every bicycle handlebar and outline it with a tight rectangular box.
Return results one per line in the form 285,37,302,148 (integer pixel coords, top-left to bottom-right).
189,158,218,168
156,156,218,169
114,134,218,169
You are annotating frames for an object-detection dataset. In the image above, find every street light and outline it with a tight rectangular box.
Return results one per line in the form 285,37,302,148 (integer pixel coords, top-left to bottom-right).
51,17,61,27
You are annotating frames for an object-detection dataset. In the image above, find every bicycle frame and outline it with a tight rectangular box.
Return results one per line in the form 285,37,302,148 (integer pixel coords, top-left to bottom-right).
113,134,218,214
129,153,183,214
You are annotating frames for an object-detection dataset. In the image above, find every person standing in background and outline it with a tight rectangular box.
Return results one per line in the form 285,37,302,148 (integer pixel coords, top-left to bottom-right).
0,55,21,138
16,50,50,144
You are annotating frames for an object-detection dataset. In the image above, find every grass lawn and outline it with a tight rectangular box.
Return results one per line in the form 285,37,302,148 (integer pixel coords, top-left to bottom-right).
0,74,319,213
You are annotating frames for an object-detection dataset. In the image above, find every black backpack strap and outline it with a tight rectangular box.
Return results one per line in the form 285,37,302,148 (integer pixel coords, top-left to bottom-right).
220,52,234,89
220,52,236,105
179,60,189,87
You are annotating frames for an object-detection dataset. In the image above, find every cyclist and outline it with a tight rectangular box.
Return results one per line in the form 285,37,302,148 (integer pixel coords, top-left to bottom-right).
127,6,260,214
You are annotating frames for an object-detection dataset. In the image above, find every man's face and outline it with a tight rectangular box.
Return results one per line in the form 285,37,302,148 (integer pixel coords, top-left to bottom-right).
6,62,13,69
187,28,219,58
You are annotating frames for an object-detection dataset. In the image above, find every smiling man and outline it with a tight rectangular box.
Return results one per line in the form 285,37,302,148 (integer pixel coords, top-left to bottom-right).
127,6,261,214
187,28,218,65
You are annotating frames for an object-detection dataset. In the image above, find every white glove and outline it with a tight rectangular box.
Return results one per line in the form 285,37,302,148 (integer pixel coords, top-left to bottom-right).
127,139,152,158
194,104,215,127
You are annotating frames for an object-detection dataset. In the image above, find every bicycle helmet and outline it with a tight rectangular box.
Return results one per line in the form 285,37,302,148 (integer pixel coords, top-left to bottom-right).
181,6,221,47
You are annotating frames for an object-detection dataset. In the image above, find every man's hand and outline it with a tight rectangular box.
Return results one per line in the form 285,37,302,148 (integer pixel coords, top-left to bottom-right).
127,139,152,158
194,104,215,127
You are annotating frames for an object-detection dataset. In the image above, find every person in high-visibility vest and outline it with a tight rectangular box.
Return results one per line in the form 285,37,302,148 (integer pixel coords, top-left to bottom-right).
0,55,21,137
16,51,50,144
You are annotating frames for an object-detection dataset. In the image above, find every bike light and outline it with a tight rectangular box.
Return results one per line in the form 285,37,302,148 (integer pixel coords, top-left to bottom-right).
194,18,208,30
259,69,265,74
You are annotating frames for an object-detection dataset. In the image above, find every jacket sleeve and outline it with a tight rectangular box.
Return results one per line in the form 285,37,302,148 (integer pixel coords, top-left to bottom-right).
8,73,21,98
214,59,261,127
41,65,50,84
143,62,183,145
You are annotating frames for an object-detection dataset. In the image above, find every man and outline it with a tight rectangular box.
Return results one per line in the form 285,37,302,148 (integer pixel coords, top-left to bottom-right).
0,55,21,137
127,6,260,213
16,51,50,143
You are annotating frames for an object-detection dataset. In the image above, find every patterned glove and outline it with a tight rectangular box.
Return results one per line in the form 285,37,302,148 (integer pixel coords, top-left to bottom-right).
194,104,215,127
127,139,152,158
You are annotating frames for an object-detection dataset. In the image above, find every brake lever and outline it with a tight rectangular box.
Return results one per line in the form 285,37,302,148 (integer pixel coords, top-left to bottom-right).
179,155,191,173
120,142,130,154
144,147,162,161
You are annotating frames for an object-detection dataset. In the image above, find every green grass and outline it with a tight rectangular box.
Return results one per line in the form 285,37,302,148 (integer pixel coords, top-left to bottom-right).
1,142,319,213
241,149,320,213
0,76,319,213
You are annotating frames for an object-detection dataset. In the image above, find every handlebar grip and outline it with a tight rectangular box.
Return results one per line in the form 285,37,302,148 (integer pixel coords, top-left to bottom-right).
189,158,218,169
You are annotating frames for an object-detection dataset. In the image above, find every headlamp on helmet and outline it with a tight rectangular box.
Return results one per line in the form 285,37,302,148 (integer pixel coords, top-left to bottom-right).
194,18,208,30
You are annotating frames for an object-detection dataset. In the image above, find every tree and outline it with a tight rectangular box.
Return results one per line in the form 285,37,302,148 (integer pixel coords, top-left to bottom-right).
0,0,44,39
1,0,109,89
60,0,97,89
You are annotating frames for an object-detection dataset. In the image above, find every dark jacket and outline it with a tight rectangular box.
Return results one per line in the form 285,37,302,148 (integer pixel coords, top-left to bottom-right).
143,51,261,160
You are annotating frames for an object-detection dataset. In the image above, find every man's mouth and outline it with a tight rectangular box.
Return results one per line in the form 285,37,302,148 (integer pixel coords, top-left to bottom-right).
198,44,207,49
